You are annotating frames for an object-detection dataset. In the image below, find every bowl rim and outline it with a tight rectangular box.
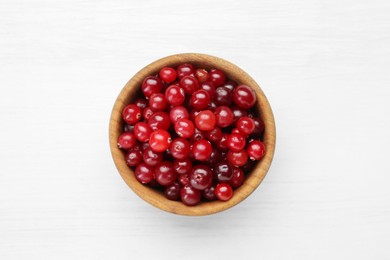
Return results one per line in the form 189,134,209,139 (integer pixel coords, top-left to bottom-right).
109,53,276,216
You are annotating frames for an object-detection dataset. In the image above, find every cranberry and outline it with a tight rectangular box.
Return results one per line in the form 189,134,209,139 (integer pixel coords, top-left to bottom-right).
148,111,170,131
194,110,215,131
149,93,167,111
177,63,195,79
123,124,134,133
214,106,234,128
165,85,185,106
173,158,192,175
200,82,216,99
174,118,195,138
122,104,142,125
134,98,148,110
236,116,255,136
202,185,218,200
189,109,200,121
190,165,213,190
252,118,265,137
222,80,237,92
247,140,266,160
195,69,208,83
207,69,226,87
227,133,246,152
216,132,229,151
215,183,233,201
134,163,155,184
133,122,153,142
180,76,199,95
170,138,191,160
189,127,206,143
125,149,143,167
142,147,163,166
227,149,248,167
214,162,233,182
159,67,177,83
204,147,222,166
178,172,190,186
205,127,222,143
169,106,189,124
155,162,176,186
192,140,212,161
190,89,211,110
232,85,256,109
149,129,171,152
229,167,244,189
180,184,201,206
142,76,163,98
207,101,217,111
141,141,150,151
142,107,155,121
214,86,232,106
231,105,248,123
164,181,181,200
117,132,136,149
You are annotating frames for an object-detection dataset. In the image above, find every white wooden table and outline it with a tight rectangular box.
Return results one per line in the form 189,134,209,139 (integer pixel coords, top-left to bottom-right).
1,0,390,259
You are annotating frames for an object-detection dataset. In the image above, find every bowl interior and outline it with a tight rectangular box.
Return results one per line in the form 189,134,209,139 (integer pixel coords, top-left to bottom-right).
109,53,276,216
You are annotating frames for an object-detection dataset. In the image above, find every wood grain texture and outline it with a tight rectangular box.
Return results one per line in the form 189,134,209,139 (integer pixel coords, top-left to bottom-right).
109,53,276,215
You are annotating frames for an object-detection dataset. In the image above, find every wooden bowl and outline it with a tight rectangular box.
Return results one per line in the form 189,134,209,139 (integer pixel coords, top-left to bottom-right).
109,53,276,216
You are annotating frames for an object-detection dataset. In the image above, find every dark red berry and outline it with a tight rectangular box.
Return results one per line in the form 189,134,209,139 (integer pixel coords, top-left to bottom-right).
214,106,234,128
170,138,191,160
122,104,142,124
173,158,192,175
174,118,195,138
214,86,232,106
133,122,153,142
117,132,136,149
149,129,171,152
148,111,170,131
194,110,215,131
229,167,244,189
142,147,163,166
222,80,237,92
134,98,148,110
207,69,226,87
189,127,207,143
178,172,190,186
142,107,154,121
190,165,213,190
165,85,185,106
149,93,167,111
155,161,177,186
134,163,155,184
214,162,233,182
227,149,248,167
215,183,233,201
204,147,222,166
236,116,255,136
169,106,189,124
177,63,195,79
232,85,256,109
202,185,217,200
180,76,199,95
159,67,177,83
216,132,229,151
205,127,222,143
252,118,265,137
231,105,248,123
200,82,216,98
164,181,181,200
247,140,266,160
190,89,211,110
125,149,143,167
180,184,201,206
192,140,212,161
142,76,163,98
195,69,208,83
227,133,246,152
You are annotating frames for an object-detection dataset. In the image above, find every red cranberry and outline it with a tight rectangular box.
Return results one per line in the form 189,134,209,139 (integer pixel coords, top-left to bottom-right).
133,122,153,142
190,165,213,190
142,76,163,98
169,106,189,124
207,69,226,87
149,93,167,111
205,127,222,143
141,141,150,151
170,138,191,160
194,110,216,131
199,82,215,99
165,85,185,106
180,76,199,95
252,118,265,137
216,132,229,151
174,118,195,138
155,162,176,186
227,133,246,152
247,140,266,160
232,85,256,109
222,80,237,92
214,162,233,182
142,107,154,121
123,124,134,132
236,116,255,136
134,163,155,184
148,111,170,131
229,167,244,189
189,109,200,121
149,129,171,152
117,132,136,149
189,127,206,143
159,67,177,83
192,140,212,161
122,104,142,125
180,184,201,206
204,147,222,166
134,98,148,110
215,183,233,201
214,86,232,106
190,89,211,110
202,185,218,200
177,63,195,79
178,172,190,186
231,105,248,123
195,69,208,83
142,147,163,166
125,149,143,167
207,101,217,111
164,181,181,200
173,158,192,175
227,149,248,167
214,106,234,128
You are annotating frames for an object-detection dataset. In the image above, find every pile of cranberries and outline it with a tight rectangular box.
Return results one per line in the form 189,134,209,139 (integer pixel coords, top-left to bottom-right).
118,63,266,206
